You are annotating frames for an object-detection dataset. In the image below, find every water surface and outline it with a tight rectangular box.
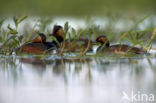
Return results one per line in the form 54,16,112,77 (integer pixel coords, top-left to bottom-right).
0,55,156,103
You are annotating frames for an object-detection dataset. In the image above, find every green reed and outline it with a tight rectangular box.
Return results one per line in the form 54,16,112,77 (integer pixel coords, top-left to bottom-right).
0,16,27,55
0,15,156,57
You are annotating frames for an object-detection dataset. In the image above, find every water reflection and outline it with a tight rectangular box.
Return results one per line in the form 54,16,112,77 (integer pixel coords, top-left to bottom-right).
0,56,156,103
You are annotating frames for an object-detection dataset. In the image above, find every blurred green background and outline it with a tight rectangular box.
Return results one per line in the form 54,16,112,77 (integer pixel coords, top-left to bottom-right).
0,0,156,16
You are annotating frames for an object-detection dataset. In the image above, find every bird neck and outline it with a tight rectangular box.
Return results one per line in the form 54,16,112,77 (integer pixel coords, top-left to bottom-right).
51,34,64,47
55,35,64,43
101,41,110,47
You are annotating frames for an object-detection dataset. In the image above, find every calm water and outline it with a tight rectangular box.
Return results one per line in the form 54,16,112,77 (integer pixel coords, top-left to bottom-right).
0,55,156,103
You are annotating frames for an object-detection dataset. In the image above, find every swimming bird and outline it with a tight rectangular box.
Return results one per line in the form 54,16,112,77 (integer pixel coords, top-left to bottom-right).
18,25,64,54
96,36,146,54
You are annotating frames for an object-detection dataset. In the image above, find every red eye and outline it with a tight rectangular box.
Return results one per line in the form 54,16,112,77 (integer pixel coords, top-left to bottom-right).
40,39,43,43
56,31,59,35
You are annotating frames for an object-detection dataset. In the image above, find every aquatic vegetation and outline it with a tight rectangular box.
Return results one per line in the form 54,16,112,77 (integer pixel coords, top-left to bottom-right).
0,16,27,55
145,28,156,51
0,15,155,58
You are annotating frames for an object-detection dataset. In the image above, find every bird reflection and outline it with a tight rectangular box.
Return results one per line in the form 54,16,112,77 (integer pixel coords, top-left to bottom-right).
19,57,92,76
0,56,156,95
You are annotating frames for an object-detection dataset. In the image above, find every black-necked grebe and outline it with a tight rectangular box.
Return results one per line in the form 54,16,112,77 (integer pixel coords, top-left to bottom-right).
19,25,64,54
96,36,146,54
